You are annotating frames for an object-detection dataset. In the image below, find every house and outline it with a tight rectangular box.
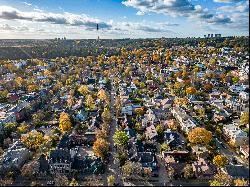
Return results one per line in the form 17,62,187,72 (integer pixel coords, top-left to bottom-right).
142,109,156,127
48,148,72,175
191,145,209,158
192,158,216,179
164,129,183,149
239,145,249,159
222,165,249,180
0,141,30,173
0,112,16,131
239,91,249,102
229,84,247,94
145,124,158,140
121,105,132,115
171,107,197,133
223,124,248,147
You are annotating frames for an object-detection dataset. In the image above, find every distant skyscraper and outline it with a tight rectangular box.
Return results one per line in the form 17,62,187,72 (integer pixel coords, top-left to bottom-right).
208,34,210,38
204,35,207,38
211,34,214,38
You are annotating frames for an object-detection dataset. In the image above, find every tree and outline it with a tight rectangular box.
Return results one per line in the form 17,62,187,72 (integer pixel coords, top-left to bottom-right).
69,178,79,186
135,107,145,116
186,86,197,95
188,127,212,145
97,89,108,101
55,174,69,186
209,172,233,186
3,123,16,138
203,83,213,91
182,164,194,179
21,130,46,151
240,112,249,125
234,178,249,186
122,161,142,179
59,112,72,132
93,138,110,160
156,125,164,138
85,95,95,110
0,179,13,186
102,107,112,123
160,143,170,153
31,181,42,186
107,175,115,186
78,85,89,96
215,128,222,138
113,130,129,147
213,155,228,168
21,160,39,178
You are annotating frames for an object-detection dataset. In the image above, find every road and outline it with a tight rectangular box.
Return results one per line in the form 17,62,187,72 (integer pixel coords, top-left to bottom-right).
103,75,124,186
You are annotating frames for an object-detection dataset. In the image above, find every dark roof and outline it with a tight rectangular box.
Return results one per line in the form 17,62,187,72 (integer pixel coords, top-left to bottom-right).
72,156,104,174
58,134,71,149
164,132,181,147
49,149,71,164
224,165,249,179
38,154,49,173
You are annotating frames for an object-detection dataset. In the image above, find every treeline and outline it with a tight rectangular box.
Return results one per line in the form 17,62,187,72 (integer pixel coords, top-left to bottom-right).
0,37,248,60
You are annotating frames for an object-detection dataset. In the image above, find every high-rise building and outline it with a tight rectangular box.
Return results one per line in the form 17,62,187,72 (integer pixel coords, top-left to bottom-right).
204,35,207,38
211,34,214,38
208,34,211,38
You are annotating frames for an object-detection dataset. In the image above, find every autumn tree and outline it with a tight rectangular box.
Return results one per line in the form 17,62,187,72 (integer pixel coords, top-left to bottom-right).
59,112,72,132
78,85,89,96
93,138,110,160
55,174,69,186
69,178,79,186
122,161,142,179
234,178,249,186
188,127,212,145
21,160,39,178
135,107,145,116
113,130,129,147
209,172,233,186
186,86,197,95
240,112,249,125
182,164,195,179
85,95,95,110
213,155,228,168
21,130,46,151
97,89,108,102
102,107,112,123
107,175,115,186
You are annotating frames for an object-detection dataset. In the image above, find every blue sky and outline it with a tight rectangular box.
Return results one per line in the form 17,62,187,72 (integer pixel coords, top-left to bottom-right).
0,0,248,39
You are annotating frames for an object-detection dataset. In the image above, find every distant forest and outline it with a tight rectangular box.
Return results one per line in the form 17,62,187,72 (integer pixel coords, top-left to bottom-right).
0,37,248,60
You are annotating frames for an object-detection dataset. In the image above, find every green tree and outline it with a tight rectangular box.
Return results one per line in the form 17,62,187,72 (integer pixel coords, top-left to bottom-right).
113,130,129,147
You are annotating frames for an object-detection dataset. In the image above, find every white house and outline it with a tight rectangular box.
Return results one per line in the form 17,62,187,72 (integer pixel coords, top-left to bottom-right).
223,124,248,147
171,107,197,133
122,105,133,116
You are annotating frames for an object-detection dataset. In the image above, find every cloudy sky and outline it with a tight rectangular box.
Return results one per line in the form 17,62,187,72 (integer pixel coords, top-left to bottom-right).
0,0,248,39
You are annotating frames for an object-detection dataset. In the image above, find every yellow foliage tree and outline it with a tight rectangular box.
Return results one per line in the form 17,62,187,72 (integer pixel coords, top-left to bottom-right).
188,127,212,145
186,86,197,95
78,85,89,96
234,178,249,186
85,95,95,110
97,89,108,101
93,138,109,160
59,112,72,132
21,131,46,151
212,155,228,168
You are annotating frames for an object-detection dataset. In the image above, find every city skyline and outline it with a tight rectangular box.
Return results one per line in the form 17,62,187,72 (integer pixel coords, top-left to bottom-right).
0,0,249,39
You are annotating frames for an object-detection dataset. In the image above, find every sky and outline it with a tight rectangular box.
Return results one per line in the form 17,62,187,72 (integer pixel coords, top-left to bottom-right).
0,0,248,39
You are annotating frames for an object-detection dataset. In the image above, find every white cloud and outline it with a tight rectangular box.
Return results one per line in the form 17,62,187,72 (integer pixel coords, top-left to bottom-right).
23,2,32,6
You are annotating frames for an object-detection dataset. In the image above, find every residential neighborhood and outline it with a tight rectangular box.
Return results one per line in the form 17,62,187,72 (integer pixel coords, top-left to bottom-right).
0,36,249,186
